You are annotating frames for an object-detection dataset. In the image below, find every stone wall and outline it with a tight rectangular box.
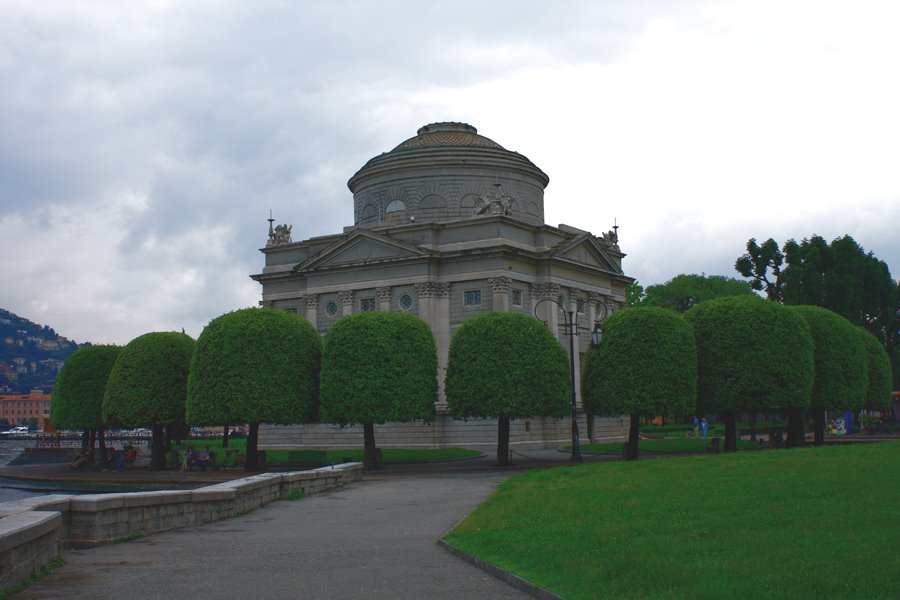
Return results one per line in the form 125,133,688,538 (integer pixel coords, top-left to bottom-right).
260,414,628,453
0,463,362,592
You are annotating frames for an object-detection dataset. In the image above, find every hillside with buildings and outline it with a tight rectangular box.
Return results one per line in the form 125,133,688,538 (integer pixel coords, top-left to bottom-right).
0,308,82,394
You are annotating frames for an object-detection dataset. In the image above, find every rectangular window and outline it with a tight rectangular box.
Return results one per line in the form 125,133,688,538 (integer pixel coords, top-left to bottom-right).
464,290,482,307
360,297,377,312
511,289,523,307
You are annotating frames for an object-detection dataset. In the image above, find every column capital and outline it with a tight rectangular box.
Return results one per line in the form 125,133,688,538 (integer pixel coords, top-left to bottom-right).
415,282,450,298
376,286,392,302
302,294,319,309
339,290,354,306
489,276,512,294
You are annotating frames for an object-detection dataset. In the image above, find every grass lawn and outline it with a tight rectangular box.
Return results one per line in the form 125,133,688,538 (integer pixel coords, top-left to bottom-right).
574,438,762,455
444,441,900,599
171,439,479,466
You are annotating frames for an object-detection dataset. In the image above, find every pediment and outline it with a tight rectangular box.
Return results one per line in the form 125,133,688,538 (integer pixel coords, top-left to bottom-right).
553,235,621,273
294,230,428,272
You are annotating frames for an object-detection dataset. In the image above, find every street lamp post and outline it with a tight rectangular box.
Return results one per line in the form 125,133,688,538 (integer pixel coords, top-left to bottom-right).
534,297,606,464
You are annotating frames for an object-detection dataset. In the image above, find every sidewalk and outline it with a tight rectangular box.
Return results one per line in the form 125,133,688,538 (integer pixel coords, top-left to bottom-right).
7,450,601,599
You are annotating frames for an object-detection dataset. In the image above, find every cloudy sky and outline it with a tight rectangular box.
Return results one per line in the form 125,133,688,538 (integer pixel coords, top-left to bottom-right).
2,0,898,345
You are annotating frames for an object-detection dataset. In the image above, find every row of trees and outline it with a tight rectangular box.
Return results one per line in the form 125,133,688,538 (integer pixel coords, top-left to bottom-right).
584,295,893,460
736,234,898,387
52,308,571,470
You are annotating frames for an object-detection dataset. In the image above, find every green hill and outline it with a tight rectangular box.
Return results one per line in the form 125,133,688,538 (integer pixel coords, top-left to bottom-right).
0,308,83,393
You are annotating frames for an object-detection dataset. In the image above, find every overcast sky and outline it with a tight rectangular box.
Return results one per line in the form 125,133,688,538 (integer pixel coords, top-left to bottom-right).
2,0,898,345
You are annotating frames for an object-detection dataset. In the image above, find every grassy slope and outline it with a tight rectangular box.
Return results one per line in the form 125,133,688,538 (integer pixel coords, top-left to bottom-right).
445,441,900,599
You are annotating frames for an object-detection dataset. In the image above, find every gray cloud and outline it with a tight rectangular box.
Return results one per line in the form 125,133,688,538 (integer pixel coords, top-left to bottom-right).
1,0,896,344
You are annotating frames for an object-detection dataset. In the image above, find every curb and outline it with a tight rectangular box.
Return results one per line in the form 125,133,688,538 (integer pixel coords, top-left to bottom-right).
437,538,565,600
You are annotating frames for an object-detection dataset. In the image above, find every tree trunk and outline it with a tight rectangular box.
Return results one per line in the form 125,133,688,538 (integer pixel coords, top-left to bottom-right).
586,410,594,443
723,411,737,452
245,423,260,471
812,408,825,446
363,422,379,471
749,413,758,441
624,413,640,461
98,428,108,469
497,415,511,466
786,408,805,448
150,425,166,469
222,425,230,448
81,429,89,451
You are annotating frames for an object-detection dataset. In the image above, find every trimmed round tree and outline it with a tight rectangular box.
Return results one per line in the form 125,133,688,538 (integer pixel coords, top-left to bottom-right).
445,312,569,466
320,312,436,470
684,296,814,450
52,344,121,465
858,327,893,413
187,307,322,471
790,306,867,445
582,307,696,460
103,332,196,469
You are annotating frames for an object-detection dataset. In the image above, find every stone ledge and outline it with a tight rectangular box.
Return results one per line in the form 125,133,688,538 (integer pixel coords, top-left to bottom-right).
0,511,60,553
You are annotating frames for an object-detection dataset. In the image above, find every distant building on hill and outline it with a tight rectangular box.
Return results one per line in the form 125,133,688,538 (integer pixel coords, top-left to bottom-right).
251,123,633,451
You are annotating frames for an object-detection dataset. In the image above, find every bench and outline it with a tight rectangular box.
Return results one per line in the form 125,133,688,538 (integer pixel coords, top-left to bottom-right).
286,450,328,468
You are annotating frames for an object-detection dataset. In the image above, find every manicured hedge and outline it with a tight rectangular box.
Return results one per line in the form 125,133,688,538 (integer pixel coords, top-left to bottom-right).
320,311,436,426
51,344,121,430
103,332,195,428
187,307,321,426
446,312,569,421
857,326,892,411
582,307,696,418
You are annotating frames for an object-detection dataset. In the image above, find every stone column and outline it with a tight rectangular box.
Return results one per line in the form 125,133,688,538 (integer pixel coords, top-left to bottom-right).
489,276,512,312
340,290,354,317
531,283,561,342
376,286,392,312
302,294,319,327
416,282,451,406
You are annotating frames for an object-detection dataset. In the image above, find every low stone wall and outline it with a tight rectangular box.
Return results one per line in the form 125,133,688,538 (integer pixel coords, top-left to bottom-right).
0,463,362,591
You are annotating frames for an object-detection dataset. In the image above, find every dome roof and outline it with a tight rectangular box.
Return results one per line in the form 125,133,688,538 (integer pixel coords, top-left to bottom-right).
392,122,504,151
348,122,548,191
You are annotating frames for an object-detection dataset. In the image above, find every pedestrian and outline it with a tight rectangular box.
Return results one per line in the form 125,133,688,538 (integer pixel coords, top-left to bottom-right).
692,415,700,438
701,417,709,439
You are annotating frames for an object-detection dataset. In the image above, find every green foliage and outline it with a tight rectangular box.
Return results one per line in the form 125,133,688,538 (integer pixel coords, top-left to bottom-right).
684,296,814,414
643,274,754,312
625,281,645,306
444,442,900,599
782,236,894,329
445,312,569,420
790,306,867,412
320,311,436,425
103,332,195,428
582,307,696,417
51,344,121,430
735,237,784,301
857,327,893,411
187,308,321,426
736,234,898,380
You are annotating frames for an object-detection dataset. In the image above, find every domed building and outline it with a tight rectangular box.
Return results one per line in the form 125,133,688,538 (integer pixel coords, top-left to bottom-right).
252,122,632,451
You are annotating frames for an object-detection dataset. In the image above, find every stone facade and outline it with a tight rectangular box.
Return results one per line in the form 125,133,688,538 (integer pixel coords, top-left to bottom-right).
251,122,633,450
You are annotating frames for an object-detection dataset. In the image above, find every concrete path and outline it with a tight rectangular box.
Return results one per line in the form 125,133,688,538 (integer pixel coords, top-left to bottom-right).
12,463,550,599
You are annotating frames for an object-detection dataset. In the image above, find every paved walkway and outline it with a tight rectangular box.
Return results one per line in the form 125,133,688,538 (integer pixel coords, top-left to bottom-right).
9,451,606,599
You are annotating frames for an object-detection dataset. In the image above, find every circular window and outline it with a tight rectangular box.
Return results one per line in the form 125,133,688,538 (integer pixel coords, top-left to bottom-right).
399,294,413,311
325,301,338,317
